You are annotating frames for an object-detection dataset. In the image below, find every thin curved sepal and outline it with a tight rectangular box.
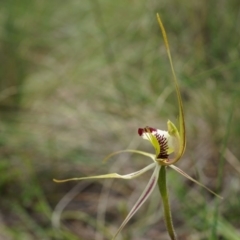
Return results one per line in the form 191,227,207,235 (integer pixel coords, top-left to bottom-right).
169,164,223,199
112,165,160,239
103,149,156,163
53,163,155,183
156,13,186,165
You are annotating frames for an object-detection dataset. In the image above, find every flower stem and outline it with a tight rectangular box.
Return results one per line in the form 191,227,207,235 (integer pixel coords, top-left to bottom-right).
158,165,177,240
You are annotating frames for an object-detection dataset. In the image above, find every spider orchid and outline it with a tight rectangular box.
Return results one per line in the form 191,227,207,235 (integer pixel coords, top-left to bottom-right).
54,14,222,240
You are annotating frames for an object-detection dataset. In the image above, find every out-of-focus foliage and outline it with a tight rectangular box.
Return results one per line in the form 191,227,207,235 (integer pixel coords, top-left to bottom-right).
0,0,240,239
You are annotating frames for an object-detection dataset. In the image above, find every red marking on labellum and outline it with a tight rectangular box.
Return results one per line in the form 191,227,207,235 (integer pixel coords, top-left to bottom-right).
138,126,157,136
156,134,168,159
138,128,144,136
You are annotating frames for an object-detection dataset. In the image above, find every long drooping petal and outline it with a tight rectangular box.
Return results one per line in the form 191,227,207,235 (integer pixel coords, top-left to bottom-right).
53,163,155,183
169,165,223,199
156,14,186,165
103,149,156,163
112,165,160,239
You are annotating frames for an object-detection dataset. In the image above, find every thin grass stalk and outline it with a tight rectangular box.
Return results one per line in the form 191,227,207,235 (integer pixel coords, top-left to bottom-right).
158,166,177,240
210,93,236,239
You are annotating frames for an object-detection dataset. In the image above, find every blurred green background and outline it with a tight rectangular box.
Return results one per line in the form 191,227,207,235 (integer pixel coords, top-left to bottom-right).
0,0,240,239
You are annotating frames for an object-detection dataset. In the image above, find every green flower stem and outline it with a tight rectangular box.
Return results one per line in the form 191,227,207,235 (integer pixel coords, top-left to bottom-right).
158,165,177,240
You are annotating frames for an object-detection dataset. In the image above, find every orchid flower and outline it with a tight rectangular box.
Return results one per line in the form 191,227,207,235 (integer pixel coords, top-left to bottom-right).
54,14,222,240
